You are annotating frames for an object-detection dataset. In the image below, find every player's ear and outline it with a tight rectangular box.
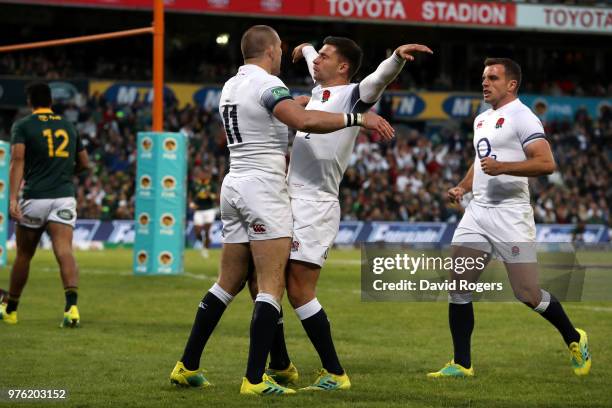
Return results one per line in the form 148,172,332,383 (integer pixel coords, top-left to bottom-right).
508,79,518,93
338,61,348,76
265,44,274,60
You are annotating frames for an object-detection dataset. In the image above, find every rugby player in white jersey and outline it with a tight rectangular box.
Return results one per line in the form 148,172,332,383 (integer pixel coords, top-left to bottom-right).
168,25,395,396
262,37,432,391
428,58,591,378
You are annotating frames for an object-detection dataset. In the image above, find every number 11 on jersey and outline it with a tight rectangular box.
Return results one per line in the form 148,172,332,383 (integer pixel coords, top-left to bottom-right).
222,105,242,145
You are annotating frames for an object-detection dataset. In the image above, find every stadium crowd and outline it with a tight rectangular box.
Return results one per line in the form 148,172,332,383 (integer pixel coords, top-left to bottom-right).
2,51,610,98
4,91,606,226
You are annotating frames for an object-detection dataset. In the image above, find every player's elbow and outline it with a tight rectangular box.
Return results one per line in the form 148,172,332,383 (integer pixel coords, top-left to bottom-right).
542,159,556,175
297,113,316,132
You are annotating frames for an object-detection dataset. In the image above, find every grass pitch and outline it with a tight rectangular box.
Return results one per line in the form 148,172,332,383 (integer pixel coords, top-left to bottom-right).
1,248,611,407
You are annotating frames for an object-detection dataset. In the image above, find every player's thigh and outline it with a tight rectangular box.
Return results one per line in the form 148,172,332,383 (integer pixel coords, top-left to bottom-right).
201,209,216,224
485,206,537,263
193,210,206,227
218,242,251,296
15,225,45,259
18,198,53,229
233,176,293,241
290,199,340,268
504,262,541,305
47,197,77,228
451,203,491,283
47,198,77,254
250,237,291,299
219,177,249,244
449,245,490,281
287,260,321,308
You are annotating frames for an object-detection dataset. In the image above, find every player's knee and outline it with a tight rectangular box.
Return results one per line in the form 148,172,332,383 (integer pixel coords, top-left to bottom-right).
54,247,74,263
286,279,314,309
15,250,35,263
217,276,244,297
513,285,540,307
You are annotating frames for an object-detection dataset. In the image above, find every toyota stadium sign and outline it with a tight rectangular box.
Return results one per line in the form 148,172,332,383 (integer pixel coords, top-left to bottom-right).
4,0,610,34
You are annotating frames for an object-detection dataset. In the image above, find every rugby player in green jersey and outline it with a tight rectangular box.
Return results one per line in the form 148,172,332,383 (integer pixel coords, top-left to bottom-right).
0,82,89,327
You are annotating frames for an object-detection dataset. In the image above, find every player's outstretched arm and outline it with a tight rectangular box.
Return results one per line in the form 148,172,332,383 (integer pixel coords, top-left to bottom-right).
448,163,474,203
9,144,25,221
359,44,433,104
292,43,318,83
273,99,394,140
480,139,556,177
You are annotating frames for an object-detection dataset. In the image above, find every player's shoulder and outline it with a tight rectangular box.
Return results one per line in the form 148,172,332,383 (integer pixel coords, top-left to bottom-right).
12,113,34,128
259,73,288,91
242,65,286,88
508,99,538,119
474,108,491,123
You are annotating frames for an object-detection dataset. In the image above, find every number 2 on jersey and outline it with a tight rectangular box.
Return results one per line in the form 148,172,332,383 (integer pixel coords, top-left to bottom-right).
222,105,242,144
42,129,69,158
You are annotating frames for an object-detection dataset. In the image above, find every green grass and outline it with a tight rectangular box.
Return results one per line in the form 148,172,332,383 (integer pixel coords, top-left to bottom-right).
1,248,611,407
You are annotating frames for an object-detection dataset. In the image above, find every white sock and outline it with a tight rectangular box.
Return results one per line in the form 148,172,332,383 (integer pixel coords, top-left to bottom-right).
209,283,234,306
533,289,551,313
294,298,322,321
255,292,281,313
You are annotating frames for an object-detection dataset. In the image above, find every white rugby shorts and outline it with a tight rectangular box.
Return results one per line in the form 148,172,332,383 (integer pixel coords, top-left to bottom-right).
220,174,292,243
193,208,217,226
289,198,340,267
452,201,537,263
19,197,77,229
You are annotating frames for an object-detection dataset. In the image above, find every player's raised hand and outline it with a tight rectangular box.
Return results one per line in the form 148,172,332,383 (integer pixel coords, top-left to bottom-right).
9,199,22,222
362,112,395,141
394,44,433,62
448,186,466,204
480,157,504,176
292,43,313,63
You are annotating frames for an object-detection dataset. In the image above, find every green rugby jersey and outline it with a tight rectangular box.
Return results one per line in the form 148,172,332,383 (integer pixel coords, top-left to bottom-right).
190,177,218,211
10,108,84,199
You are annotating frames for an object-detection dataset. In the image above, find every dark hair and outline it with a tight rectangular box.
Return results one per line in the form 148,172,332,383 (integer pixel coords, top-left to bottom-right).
25,81,52,108
484,57,522,93
241,25,279,60
323,36,363,80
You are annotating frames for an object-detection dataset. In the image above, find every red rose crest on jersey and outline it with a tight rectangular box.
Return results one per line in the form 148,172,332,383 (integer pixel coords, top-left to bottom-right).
291,240,300,252
322,90,331,103
511,245,520,256
476,120,484,129
495,118,505,129
252,223,267,234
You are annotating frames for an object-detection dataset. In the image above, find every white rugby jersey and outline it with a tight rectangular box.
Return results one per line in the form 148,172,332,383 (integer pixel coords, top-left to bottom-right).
288,47,404,201
219,64,293,178
288,83,371,201
472,98,546,206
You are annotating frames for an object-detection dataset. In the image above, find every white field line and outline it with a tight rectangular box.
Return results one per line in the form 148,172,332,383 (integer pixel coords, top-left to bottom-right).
567,305,612,313
36,267,215,281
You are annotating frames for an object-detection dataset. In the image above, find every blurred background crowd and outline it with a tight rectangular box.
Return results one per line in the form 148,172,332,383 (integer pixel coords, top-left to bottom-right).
0,2,610,227
2,92,607,226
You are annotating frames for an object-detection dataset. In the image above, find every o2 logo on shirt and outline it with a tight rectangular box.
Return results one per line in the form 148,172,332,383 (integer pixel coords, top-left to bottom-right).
476,138,497,160
476,138,491,159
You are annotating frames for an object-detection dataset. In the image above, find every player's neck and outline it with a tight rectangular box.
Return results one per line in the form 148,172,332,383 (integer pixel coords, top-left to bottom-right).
491,95,517,110
319,77,349,88
244,59,272,74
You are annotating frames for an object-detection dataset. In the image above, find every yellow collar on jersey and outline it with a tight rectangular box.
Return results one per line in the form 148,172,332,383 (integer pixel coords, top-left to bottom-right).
32,108,53,114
